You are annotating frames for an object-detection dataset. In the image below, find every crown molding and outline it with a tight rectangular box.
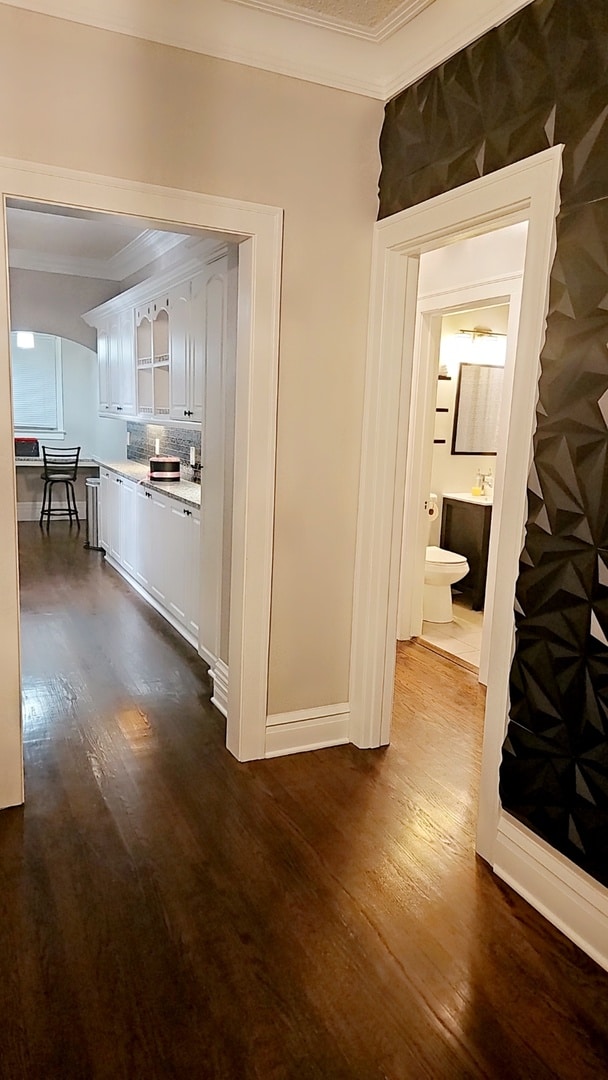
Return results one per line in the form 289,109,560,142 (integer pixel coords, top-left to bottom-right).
9,229,190,281
8,247,114,278
105,229,187,280
226,0,435,44
0,0,535,101
381,0,534,100
82,239,229,325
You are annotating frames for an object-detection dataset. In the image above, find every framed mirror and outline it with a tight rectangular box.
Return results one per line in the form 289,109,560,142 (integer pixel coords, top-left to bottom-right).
451,362,504,455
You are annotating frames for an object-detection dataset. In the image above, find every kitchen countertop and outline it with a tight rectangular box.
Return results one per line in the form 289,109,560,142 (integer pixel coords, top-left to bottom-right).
96,459,201,508
15,457,98,467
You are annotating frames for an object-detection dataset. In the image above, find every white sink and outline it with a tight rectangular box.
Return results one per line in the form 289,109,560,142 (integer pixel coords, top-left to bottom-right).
443,490,493,506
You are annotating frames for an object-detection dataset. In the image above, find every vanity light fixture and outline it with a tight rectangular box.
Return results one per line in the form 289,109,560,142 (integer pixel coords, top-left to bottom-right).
458,325,506,340
16,331,35,349
457,325,507,367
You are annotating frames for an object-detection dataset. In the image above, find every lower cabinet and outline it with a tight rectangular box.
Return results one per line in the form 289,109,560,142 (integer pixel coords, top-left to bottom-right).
440,497,492,610
101,472,201,647
166,502,201,638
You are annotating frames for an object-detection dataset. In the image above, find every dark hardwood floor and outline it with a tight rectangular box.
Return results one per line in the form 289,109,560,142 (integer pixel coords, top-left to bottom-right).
1,522,607,1079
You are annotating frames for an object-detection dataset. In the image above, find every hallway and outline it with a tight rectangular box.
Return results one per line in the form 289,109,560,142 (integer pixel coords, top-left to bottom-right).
1,523,607,1079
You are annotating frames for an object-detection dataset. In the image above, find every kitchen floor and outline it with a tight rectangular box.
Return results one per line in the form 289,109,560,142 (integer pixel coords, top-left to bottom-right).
420,594,484,669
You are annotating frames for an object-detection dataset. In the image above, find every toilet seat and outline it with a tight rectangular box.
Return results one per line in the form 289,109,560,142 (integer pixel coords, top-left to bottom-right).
425,545,467,567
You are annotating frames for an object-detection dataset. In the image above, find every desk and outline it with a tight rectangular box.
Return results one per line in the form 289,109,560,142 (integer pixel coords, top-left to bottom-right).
15,459,99,521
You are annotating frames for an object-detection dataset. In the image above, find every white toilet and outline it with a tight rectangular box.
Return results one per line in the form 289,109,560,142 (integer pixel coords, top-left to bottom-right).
423,496,469,623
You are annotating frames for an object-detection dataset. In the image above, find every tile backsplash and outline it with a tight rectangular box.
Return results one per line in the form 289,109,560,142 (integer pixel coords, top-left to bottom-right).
127,422,201,476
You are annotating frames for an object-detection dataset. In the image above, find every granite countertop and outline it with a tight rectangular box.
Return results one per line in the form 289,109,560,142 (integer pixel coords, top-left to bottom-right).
95,459,201,508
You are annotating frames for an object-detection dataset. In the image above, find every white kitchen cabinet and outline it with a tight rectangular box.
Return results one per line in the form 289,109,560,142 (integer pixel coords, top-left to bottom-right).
168,258,230,423
118,309,136,417
85,244,233,427
93,312,136,419
100,470,201,649
108,473,125,563
165,502,201,634
119,478,137,577
100,471,137,574
134,485,153,590
147,491,170,606
134,295,172,419
99,468,112,550
98,328,111,415
168,281,192,421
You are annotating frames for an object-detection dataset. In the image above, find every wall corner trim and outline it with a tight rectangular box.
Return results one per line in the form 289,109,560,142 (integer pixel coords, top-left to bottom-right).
493,814,608,974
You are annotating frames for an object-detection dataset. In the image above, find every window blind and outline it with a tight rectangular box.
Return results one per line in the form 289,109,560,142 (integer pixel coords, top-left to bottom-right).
11,333,61,431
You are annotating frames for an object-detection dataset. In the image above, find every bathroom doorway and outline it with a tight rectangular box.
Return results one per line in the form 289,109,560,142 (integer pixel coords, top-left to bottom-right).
396,224,528,685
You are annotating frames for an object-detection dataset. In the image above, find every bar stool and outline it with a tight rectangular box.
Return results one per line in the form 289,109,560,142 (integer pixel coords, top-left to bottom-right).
39,446,81,527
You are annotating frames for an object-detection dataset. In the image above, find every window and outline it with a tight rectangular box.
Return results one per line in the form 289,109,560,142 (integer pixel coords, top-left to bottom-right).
10,332,64,434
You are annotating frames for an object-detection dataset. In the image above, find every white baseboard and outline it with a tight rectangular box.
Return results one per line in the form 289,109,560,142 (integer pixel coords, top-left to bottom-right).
209,658,229,717
18,500,86,522
198,641,217,668
265,703,350,758
493,813,608,973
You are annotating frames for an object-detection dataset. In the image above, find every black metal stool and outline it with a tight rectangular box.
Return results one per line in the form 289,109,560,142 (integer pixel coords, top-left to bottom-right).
39,446,81,527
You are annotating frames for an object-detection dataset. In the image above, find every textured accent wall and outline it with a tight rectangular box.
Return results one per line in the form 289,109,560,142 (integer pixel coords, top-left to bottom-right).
379,0,608,887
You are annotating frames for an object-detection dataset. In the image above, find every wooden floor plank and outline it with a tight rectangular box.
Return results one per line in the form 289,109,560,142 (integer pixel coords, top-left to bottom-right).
0,522,607,1078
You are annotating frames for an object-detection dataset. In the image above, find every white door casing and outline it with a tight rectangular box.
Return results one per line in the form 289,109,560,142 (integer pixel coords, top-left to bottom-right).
0,155,283,810
350,145,608,972
349,145,561,780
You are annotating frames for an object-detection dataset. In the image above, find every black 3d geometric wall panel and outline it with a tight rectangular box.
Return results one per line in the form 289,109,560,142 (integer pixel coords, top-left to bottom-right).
380,0,608,887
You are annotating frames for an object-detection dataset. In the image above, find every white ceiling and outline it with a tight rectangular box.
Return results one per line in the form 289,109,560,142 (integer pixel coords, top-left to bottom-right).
1,0,534,99
6,206,191,281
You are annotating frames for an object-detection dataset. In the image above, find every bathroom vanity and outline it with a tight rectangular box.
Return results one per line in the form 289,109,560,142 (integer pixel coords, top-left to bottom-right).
440,493,492,610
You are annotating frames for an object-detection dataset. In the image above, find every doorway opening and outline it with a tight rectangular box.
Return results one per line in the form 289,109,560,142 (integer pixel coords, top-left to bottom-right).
0,159,282,810
7,197,240,757
396,223,528,684
349,147,562,876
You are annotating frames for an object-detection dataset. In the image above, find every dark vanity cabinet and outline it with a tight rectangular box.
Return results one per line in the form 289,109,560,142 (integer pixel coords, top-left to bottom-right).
440,497,492,610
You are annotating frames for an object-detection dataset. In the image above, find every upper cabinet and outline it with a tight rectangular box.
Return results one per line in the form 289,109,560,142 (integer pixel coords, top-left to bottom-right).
135,295,171,419
95,309,135,417
169,255,230,424
83,244,233,425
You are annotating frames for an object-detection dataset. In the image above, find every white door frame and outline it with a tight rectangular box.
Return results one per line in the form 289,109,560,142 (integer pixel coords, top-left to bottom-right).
350,145,608,972
349,145,563,835
396,273,525,690
0,157,283,809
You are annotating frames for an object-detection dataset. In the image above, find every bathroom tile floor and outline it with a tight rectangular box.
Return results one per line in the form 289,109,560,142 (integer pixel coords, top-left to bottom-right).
420,596,484,669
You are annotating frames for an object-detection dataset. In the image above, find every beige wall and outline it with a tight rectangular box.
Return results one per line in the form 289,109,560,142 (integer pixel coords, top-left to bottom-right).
0,4,383,714
9,269,119,350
